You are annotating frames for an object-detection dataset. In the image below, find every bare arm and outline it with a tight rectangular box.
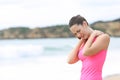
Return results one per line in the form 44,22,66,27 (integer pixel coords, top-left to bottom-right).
83,30,110,56
67,39,85,64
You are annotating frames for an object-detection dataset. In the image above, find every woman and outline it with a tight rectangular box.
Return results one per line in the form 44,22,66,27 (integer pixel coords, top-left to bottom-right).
67,15,110,80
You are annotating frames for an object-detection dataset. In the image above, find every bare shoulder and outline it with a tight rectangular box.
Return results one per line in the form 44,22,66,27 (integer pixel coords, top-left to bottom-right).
96,33,110,48
98,33,110,41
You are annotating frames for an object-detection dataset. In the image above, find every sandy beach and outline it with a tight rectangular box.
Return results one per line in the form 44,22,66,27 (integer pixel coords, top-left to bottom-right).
104,74,120,80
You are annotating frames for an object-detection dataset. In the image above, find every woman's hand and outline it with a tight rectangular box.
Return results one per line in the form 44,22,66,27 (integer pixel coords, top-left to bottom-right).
91,30,104,37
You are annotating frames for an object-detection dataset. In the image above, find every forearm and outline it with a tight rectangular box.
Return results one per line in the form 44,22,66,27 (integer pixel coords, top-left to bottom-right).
83,34,95,56
83,30,103,56
84,35,95,49
67,39,84,64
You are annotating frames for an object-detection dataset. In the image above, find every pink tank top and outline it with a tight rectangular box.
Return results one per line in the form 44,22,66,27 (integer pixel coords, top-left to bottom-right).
78,38,107,80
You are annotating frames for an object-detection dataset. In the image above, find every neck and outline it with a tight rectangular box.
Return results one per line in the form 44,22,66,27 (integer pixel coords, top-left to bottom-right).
88,27,94,37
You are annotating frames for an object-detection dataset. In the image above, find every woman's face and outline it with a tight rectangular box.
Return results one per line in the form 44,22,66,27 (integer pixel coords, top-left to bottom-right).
70,24,89,40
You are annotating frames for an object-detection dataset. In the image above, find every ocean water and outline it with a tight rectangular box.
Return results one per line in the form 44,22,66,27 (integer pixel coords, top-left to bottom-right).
0,37,120,80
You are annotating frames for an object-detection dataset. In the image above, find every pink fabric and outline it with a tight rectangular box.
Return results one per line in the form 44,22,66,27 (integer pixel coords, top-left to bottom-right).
78,39,107,80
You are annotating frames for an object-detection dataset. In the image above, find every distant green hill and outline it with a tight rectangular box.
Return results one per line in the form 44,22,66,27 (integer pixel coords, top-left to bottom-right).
91,18,120,37
0,18,120,39
0,25,73,39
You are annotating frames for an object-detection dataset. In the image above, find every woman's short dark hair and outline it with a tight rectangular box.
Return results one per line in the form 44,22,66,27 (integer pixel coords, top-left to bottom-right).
69,15,88,27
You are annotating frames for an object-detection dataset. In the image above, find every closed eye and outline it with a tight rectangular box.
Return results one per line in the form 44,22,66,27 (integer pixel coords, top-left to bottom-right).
73,29,81,36
77,29,80,33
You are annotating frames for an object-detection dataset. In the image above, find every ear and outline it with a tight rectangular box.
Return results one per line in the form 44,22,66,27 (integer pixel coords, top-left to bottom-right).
82,21,88,28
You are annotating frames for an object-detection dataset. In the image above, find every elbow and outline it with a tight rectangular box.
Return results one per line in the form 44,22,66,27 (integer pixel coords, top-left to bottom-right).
67,59,74,64
83,50,95,56
83,50,91,56
83,52,89,56
67,61,73,64
67,58,78,64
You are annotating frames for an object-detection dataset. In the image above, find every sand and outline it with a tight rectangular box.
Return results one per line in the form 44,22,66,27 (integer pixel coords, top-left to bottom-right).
103,74,120,80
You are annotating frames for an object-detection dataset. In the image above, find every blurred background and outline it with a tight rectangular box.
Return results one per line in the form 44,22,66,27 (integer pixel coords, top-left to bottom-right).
0,0,120,80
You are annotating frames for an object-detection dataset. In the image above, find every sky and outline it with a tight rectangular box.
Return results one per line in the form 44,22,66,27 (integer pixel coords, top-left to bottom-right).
0,0,120,30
